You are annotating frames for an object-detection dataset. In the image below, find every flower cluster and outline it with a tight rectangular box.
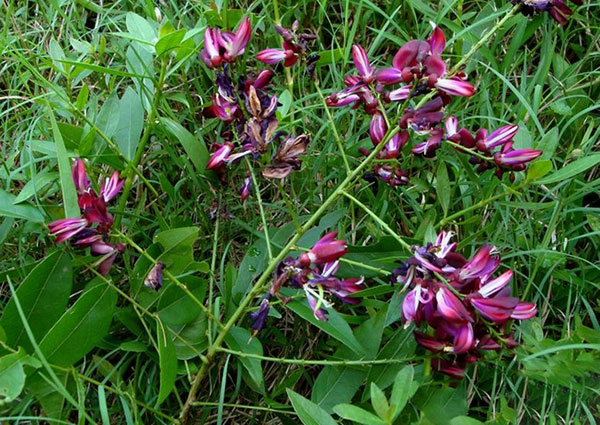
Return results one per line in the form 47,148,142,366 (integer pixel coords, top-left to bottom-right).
513,0,582,25
250,231,363,335
48,159,124,275
257,21,318,69
202,18,310,202
326,26,543,186
391,231,537,379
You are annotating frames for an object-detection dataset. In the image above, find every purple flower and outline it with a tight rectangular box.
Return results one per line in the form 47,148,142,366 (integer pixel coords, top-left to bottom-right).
144,262,165,291
435,77,475,97
48,218,88,244
494,149,542,167
100,171,124,202
240,176,251,204
351,44,374,83
257,48,288,64
219,17,252,62
207,142,234,170
201,28,223,68
250,294,272,335
476,124,519,152
298,231,348,266
514,0,582,25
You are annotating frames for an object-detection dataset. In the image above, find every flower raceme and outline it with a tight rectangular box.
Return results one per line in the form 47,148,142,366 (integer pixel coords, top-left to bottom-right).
201,24,311,201
48,159,124,275
514,0,583,25
250,231,362,335
391,231,537,378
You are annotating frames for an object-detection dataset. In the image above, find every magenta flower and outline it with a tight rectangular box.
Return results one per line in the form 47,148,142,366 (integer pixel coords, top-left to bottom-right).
249,229,362,332
256,22,316,68
240,176,251,204
494,149,542,167
298,231,348,266
207,142,234,170
48,218,88,244
476,124,519,152
257,48,288,64
351,44,374,83
201,28,223,68
434,77,475,97
514,0,582,25
48,158,124,275
393,231,537,379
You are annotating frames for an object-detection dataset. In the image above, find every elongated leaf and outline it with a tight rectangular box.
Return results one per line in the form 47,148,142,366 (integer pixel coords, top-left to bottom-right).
412,387,467,425
160,118,208,172
0,348,27,403
14,171,58,204
114,87,144,160
156,319,177,405
370,383,389,420
48,108,79,218
0,251,72,352
287,389,338,425
436,162,450,216
224,327,264,389
39,279,117,366
537,154,600,184
333,404,386,425
390,365,414,420
0,189,45,222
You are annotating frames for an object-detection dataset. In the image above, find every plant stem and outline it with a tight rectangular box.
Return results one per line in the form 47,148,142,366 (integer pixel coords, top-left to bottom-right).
114,58,168,227
245,156,273,261
314,80,351,174
341,190,411,251
179,102,408,425
216,347,415,366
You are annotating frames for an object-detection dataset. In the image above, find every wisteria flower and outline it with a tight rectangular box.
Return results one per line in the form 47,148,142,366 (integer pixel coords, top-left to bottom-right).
391,231,537,378
48,159,125,275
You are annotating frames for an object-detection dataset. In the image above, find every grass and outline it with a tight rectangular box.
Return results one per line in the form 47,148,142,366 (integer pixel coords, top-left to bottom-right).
1,0,599,424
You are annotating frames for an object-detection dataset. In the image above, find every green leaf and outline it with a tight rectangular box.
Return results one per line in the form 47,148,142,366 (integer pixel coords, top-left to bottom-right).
536,154,600,184
449,417,485,425
156,28,186,57
412,387,467,425
526,159,552,181
160,118,208,172
48,38,67,73
224,327,264,389
95,92,120,140
278,90,292,118
333,404,386,425
436,162,450,216
0,348,28,404
39,279,117,366
125,12,157,47
169,317,208,360
0,189,45,222
370,383,390,421
287,389,338,425
537,128,559,160
114,87,144,161
0,251,72,352
157,276,207,327
282,288,365,356
14,171,59,204
156,319,177,405
154,227,199,274
312,307,387,413
389,365,414,420
48,108,79,218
